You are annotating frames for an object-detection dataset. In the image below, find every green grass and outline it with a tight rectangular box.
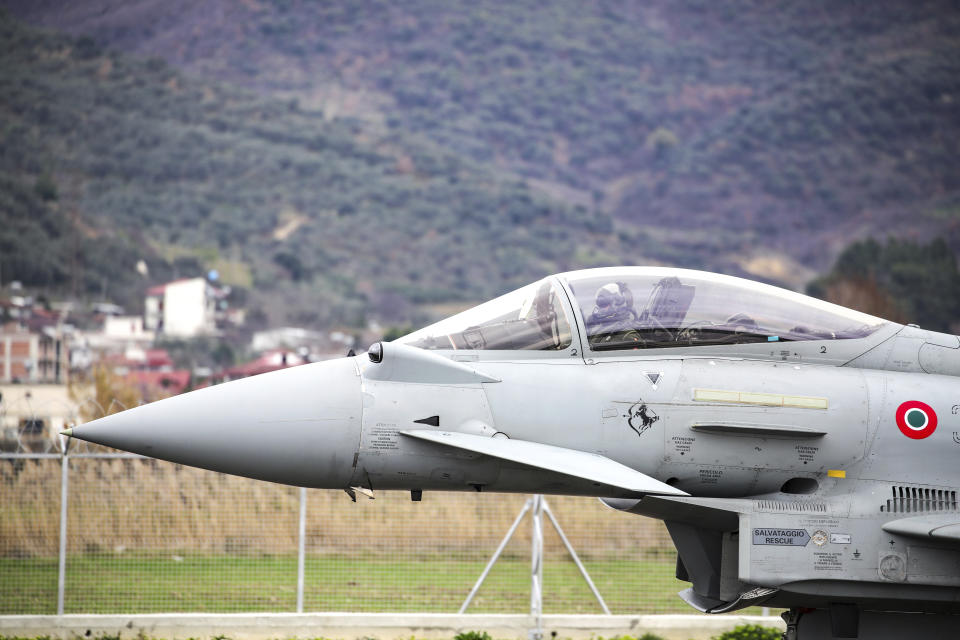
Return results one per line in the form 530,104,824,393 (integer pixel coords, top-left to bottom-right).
0,554,691,615
0,556,58,614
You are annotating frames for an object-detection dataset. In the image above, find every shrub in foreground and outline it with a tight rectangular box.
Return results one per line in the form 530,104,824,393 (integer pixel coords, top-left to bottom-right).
713,623,782,640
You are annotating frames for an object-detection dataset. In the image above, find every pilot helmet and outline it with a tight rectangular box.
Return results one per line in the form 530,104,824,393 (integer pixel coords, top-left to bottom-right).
593,283,627,320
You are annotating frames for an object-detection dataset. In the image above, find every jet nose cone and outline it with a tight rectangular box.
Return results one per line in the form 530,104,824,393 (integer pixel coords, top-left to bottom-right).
70,357,363,488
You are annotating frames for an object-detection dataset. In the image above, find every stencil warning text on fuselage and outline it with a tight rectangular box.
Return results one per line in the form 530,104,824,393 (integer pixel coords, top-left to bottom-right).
752,528,810,546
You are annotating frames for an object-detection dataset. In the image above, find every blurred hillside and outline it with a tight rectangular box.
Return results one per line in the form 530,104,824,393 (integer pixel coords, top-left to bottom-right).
3,1,960,328
810,237,960,333
0,11,613,328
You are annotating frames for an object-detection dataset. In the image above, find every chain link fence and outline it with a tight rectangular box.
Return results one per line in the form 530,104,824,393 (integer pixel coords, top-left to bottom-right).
1,443,690,615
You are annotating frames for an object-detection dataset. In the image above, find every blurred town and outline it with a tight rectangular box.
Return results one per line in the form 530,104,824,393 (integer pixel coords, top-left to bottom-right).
0,272,365,451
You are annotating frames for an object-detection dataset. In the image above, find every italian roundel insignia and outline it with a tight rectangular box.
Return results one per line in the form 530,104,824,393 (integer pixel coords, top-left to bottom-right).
896,400,938,439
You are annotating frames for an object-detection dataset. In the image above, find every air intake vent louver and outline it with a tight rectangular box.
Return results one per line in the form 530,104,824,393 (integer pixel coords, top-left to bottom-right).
756,500,827,513
881,486,959,513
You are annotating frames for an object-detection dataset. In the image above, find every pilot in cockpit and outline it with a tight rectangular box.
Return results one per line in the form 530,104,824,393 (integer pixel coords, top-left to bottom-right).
587,282,637,334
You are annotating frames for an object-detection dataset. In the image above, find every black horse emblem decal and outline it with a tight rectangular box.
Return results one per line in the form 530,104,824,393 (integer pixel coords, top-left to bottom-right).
626,402,659,437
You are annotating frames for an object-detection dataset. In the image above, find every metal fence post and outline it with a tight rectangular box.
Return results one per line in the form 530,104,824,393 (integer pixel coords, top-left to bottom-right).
297,486,306,613
529,494,544,640
57,448,69,615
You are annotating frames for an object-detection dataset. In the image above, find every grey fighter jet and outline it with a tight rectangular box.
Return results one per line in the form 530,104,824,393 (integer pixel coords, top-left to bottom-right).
65,267,960,639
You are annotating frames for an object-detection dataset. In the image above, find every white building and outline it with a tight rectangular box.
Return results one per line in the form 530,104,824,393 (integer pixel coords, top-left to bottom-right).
0,323,70,384
251,327,325,353
104,315,155,342
144,278,222,338
0,383,82,450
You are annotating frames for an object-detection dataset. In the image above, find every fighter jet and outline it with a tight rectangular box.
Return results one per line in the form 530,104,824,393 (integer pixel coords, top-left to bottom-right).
65,267,960,639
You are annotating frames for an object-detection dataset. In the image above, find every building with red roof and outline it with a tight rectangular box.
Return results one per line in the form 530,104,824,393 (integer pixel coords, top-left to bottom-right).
213,350,308,384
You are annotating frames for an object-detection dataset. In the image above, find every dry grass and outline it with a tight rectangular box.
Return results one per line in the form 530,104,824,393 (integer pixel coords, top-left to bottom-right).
1,458,684,615
0,458,673,560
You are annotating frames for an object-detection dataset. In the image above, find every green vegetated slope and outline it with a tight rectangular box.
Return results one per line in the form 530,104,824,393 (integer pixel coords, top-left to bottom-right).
14,0,960,270
0,11,617,325
810,237,960,333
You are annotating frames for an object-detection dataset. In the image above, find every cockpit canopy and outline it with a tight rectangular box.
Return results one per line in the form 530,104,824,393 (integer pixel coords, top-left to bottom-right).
566,268,887,350
401,278,574,351
398,267,889,353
